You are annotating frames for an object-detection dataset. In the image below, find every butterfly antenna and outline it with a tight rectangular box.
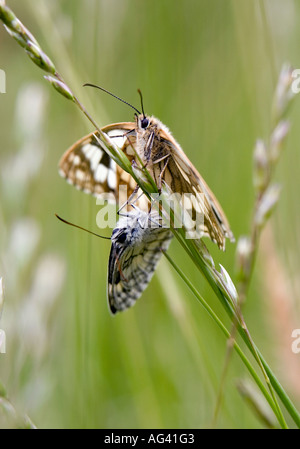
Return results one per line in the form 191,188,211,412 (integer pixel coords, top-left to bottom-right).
83,83,141,115
137,89,146,118
55,214,111,240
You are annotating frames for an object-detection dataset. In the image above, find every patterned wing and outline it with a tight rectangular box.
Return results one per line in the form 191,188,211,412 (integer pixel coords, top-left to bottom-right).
59,132,117,200
59,124,141,206
156,129,234,250
108,210,173,313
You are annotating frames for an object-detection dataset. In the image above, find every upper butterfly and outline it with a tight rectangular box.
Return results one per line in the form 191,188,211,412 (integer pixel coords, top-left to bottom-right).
59,89,234,250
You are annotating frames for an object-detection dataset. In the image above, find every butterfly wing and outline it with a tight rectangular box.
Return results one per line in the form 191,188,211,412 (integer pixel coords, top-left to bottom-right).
157,128,234,250
59,131,117,200
59,123,147,208
108,212,173,313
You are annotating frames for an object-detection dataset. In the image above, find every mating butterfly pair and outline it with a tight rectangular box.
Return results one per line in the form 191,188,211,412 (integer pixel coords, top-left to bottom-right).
59,98,234,313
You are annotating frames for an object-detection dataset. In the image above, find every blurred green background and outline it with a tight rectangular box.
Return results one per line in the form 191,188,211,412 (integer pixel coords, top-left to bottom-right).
1,0,300,429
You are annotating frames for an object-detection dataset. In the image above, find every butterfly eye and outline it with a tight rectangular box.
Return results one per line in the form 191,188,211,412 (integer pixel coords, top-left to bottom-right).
116,231,127,244
141,117,149,129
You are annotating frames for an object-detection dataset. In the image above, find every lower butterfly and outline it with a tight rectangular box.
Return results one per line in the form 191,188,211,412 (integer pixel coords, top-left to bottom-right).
56,208,172,313
108,209,172,313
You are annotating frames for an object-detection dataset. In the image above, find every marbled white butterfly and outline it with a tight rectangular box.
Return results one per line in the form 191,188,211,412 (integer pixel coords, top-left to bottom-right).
108,209,172,313
56,209,172,313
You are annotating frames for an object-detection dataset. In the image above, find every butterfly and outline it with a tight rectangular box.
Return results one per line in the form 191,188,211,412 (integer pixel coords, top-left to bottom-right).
56,209,172,313
108,208,173,313
59,86,234,249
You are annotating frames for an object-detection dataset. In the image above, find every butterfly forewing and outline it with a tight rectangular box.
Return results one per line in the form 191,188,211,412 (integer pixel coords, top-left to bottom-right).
169,147,232,249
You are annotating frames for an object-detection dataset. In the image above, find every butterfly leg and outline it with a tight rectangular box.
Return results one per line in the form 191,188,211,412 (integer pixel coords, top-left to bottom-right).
143,131,155,165
124,132,150,169
117,184,144,217
153,154,170,193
